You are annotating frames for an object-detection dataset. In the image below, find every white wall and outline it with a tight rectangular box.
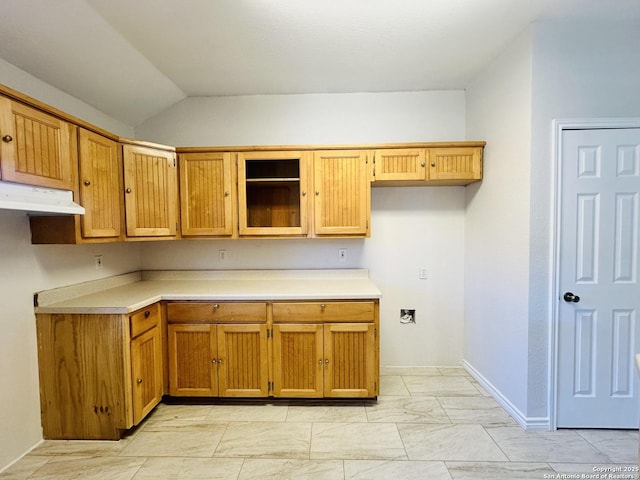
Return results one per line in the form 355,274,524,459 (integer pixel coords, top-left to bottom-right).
137,91,468,366
526,18,640,421
464,28,533,422
0,64,141,471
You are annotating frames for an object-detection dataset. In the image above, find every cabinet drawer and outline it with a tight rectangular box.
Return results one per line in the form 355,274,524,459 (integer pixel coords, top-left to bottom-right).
273,302,375,323
166,302,267,323
130,303,160,338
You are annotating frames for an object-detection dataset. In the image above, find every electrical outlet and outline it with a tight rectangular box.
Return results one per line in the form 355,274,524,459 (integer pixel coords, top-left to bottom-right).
338,248,347,263
219,249,227,262
94,255,104,270
419,267,428,279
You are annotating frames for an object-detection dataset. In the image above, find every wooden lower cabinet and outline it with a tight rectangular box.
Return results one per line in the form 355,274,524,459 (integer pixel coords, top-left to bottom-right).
168,323,269,397
35,304,163,440
272,322,377,398
167,299,379,400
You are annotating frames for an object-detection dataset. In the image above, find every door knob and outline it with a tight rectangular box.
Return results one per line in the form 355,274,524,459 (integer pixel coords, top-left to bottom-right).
563,292,580,303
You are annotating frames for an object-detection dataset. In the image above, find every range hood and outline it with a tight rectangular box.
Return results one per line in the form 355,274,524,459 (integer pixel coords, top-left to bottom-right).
0,181,85,215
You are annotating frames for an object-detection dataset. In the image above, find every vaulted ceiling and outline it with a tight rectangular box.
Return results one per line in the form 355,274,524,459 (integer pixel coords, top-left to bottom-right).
1,0,638,126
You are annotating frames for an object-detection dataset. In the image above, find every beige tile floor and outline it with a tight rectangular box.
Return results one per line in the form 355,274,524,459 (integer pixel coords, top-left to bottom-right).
1,367,638,480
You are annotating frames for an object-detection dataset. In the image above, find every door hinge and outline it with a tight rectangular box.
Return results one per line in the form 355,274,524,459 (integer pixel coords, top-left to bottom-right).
374,327,377,339
267,328,273,339
268,381,274,392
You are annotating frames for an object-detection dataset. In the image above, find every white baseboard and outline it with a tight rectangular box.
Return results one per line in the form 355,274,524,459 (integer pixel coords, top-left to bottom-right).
0,439,44,474
462,360,551,431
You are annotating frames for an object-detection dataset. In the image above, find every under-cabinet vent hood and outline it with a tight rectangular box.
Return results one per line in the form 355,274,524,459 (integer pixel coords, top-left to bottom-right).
0,181,84,215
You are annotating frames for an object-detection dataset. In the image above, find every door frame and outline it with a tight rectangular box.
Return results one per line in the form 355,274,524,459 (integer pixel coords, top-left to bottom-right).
550,117,640,430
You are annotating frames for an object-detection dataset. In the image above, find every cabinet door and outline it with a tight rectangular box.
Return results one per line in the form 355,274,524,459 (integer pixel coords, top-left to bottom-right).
427,147,482,184
179,152,235,236
237,151,309,236
217,324,269,397
273,324,324,397
78,129,122,238
168,324,218,396
373,148,426,182
0,97,76,190
131,326,163,425
123,144,178,237
313,150,370,236
324,323,376,398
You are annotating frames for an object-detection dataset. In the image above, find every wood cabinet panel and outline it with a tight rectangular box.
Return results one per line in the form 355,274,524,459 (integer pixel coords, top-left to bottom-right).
168,324,218,396
313,150,370,236
427,147,482,184
324,323,376,397
36,313,129,440
179,152,235,236
131,325,163,424
130,303,160,338
123,144,177,238
373,148,426,181
78,129,123,238
272,301,375,323
0,97,76,190
167,302,267,323
273,324,324,397
217,324,269,397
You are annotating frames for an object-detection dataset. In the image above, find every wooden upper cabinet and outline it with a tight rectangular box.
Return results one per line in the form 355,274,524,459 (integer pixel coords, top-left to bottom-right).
179,152,235,237
78,129,123,239
427,147,482,184
122,143,178,238
313,150,370,236
0,96,76,190
237,151,309,236
373,148,426,182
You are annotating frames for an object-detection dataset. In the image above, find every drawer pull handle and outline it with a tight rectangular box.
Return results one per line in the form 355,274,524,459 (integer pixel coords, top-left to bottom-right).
213,304,219,310
320,304,326,310
136,378,143,384
144,310,151,318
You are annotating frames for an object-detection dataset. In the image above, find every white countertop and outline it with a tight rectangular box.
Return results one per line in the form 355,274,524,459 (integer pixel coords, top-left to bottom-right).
35,269,382,314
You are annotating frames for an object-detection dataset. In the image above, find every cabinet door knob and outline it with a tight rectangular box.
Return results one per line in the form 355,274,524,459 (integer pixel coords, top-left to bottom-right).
224,191,229,197
420,162,426,167
318,359,323,365
136,378,143,384
83,180,91,186
212,358,217,364
125,188,132,194
431,162,436,167
213,304,219,310
144,310,151,318
320,304,326,310
218,359,223,364
315,191,320,196
2,135,12,143
325,359,329,365
302,191,306,196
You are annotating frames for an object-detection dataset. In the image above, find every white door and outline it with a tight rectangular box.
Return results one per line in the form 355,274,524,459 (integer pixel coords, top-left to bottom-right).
557,128,640,428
